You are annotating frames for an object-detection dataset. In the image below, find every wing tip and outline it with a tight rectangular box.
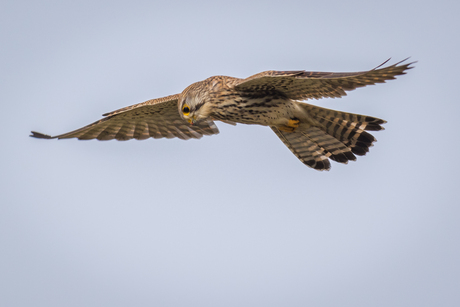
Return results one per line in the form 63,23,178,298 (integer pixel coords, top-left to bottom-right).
373,58,392,70
397,57,417,72
374,57,416,71
30,131,54,139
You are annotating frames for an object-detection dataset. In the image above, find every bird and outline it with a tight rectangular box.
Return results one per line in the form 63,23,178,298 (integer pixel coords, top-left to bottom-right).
30,59,414,171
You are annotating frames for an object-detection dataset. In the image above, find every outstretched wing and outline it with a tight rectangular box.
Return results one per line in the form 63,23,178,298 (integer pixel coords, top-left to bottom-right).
234,59,414,100
30,94,219,140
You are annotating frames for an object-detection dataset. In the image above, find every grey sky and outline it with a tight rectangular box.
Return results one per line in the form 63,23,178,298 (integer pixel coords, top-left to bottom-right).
1,1,459,306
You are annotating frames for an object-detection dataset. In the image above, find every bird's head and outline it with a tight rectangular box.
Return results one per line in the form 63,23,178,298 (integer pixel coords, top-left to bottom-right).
179,82,212,125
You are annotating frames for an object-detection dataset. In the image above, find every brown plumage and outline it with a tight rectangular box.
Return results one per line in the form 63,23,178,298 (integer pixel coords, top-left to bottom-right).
31,59,414,170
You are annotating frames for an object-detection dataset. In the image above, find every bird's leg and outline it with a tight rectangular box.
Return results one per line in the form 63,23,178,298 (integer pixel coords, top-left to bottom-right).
278,118,300,132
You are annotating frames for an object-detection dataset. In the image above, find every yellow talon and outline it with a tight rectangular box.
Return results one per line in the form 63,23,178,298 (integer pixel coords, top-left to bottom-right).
287,119,300,128
278,119,300,132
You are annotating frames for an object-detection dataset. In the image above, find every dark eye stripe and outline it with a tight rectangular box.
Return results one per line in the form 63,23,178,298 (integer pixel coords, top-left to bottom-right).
194,103,204,112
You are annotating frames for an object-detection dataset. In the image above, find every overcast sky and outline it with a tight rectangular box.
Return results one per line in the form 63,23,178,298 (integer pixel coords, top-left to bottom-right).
1,1,459,306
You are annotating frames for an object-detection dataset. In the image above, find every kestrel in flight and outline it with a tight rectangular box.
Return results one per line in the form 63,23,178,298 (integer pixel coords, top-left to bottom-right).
31,59,414,171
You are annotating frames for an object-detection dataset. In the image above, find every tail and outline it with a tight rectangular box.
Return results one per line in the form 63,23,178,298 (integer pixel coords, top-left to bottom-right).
271,103,386,171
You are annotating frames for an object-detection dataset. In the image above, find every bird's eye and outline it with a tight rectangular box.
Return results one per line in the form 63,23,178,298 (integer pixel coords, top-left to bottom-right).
182,105,191,116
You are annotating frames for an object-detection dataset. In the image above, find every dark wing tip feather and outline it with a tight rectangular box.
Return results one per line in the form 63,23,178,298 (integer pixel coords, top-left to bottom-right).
372,58,392,70
374,57,416,77
396,57,417,67
373,57,415,70
30,131,54,139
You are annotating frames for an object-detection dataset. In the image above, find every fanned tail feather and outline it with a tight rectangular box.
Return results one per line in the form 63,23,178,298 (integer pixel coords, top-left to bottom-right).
271,103,385,170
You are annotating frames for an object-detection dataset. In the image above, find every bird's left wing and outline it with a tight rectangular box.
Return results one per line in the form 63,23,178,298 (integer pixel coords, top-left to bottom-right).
234,59,414,100
30,94,219,140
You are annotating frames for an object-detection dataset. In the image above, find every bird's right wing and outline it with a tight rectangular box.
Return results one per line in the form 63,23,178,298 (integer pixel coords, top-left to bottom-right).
30,94,219,140
235,59,414,100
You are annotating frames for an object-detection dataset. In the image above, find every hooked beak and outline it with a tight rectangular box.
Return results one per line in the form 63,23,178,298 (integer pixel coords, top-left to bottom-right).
187,116,197,125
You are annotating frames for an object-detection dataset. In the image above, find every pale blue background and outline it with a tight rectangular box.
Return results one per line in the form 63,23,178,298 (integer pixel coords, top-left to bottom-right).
1,1,459,306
